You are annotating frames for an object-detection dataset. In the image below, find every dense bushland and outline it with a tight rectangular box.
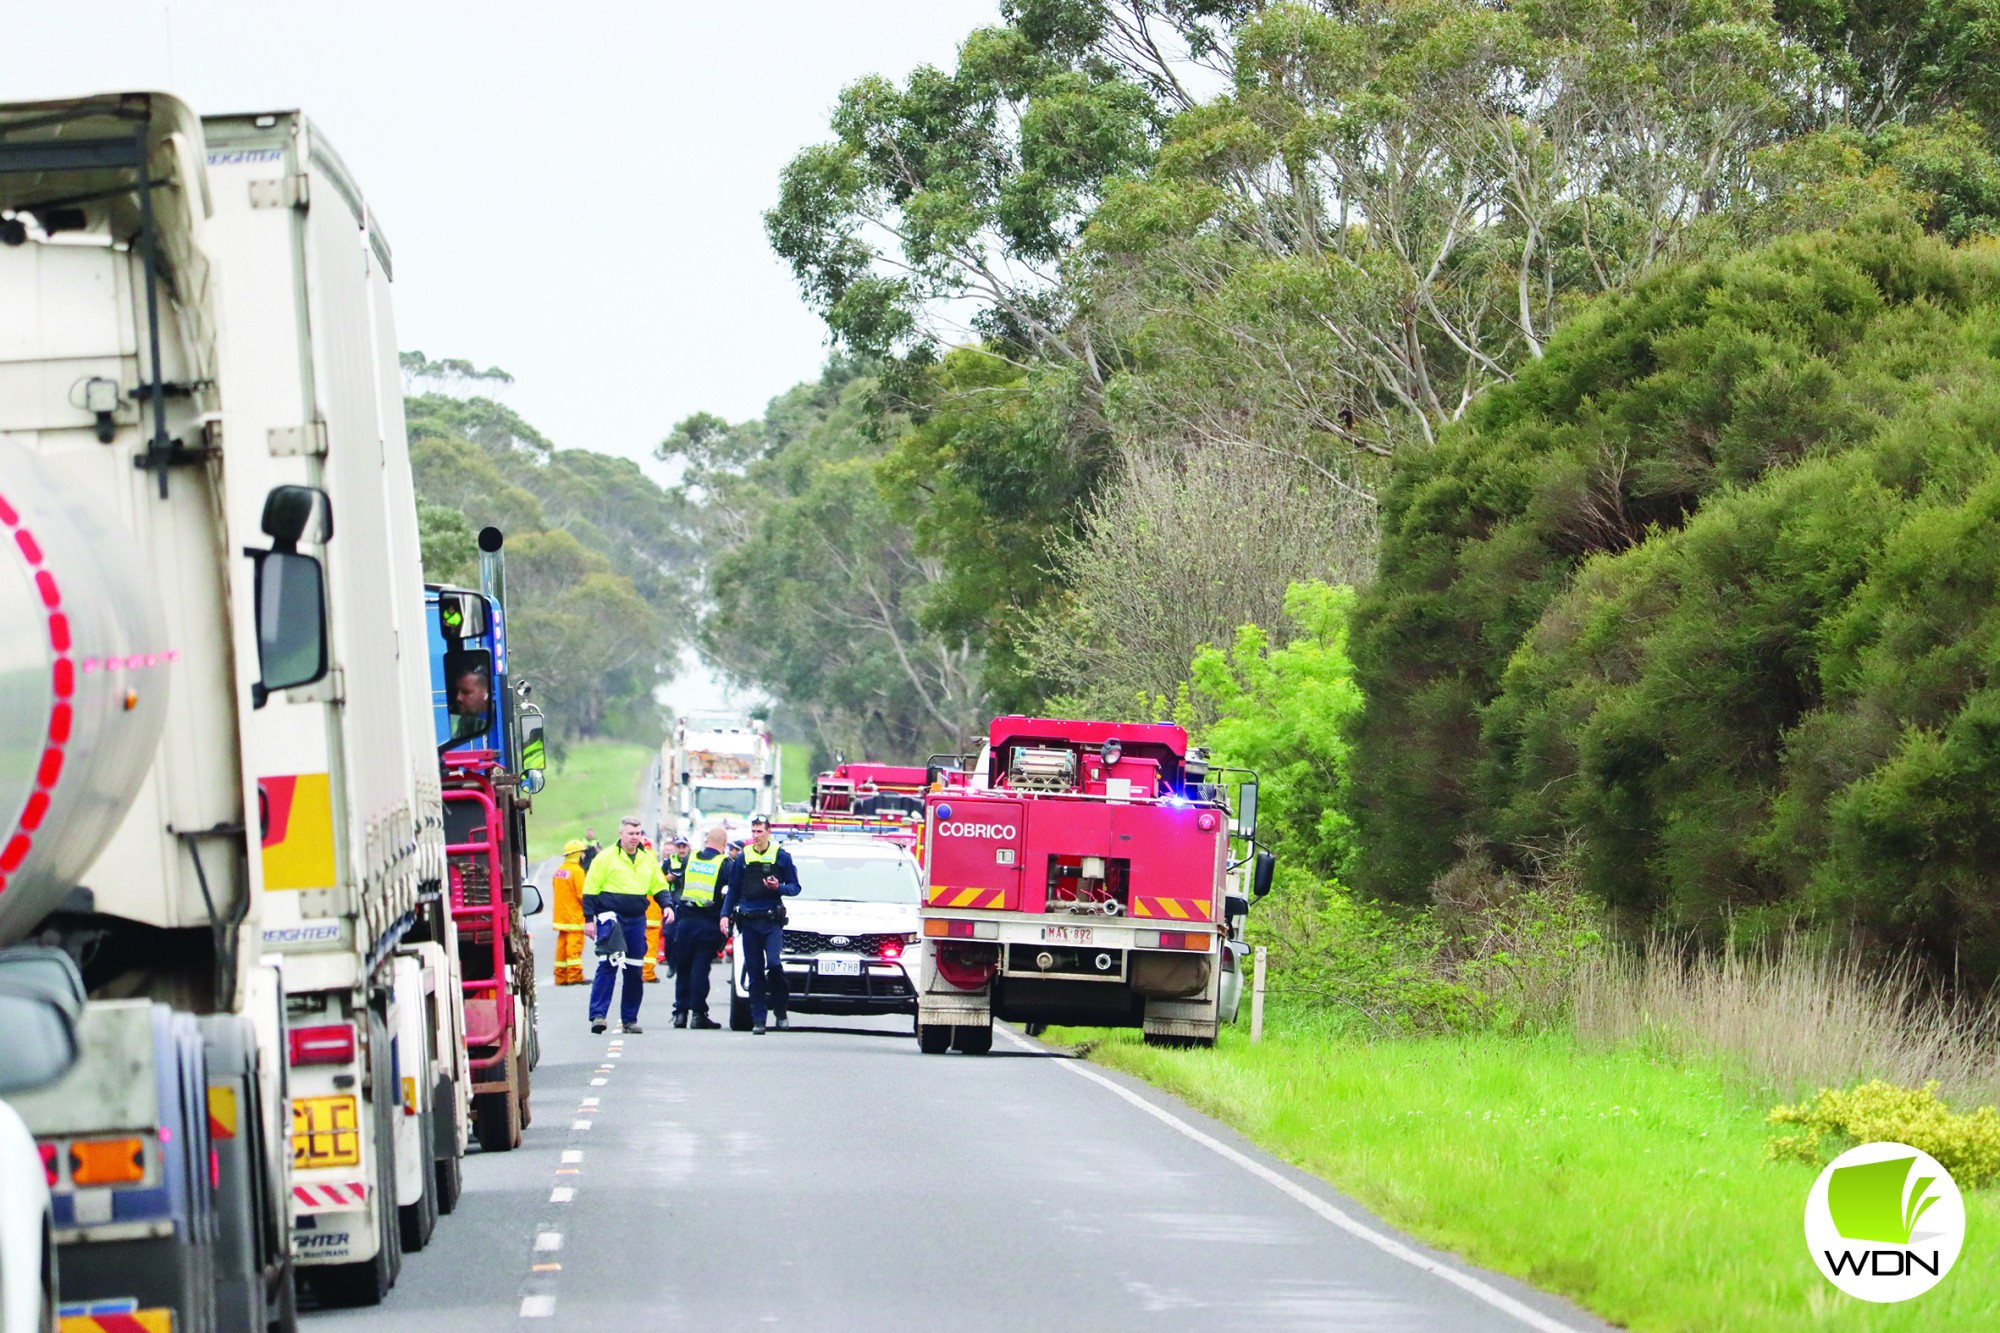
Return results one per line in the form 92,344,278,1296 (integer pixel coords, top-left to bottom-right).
1353,224,2000,974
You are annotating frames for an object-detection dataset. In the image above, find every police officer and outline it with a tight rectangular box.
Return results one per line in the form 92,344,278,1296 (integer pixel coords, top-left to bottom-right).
656,836,690,981
722,814,799,1035
667,828,727,1028
581,817,673,1034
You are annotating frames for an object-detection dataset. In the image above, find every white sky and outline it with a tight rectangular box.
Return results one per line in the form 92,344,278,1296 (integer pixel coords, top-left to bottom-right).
0,0,998,467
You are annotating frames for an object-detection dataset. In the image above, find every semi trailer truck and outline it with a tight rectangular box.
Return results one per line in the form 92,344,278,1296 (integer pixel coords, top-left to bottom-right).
0,91,469,1323
426,551,548,1150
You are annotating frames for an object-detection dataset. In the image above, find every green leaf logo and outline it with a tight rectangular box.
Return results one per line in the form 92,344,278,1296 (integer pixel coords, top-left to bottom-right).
1827,1156,1939,1246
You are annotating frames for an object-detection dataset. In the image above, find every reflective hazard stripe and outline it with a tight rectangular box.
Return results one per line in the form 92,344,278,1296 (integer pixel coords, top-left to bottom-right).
292,1181,369,1212
1129,896,1211,921
926,886,1007,909
58,1312,173,1333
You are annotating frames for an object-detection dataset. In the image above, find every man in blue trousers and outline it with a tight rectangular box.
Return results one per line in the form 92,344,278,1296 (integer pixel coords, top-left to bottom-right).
582,817,673,1034
722,814,801,1035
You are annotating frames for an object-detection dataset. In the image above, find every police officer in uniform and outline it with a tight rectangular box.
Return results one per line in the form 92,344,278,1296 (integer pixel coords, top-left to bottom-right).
722,814,800,1034
582,817,673,1034
668,828,727,1028
657,836,690,979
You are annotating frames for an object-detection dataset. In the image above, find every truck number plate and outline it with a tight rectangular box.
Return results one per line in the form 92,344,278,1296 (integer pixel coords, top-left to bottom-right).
1040,925,1092,944
291,1095,361,1168
820,957,861,976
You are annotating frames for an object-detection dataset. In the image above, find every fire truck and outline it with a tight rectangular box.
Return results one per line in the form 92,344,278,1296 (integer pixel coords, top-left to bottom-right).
425,530,547,1151
772,763,929,855
915,718,1274,1053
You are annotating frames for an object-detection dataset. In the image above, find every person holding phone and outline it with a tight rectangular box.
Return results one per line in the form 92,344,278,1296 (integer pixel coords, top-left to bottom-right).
722,814,800,1034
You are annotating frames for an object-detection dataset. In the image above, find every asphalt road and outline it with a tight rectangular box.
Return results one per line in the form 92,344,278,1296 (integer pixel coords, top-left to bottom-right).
307,879,1610,1333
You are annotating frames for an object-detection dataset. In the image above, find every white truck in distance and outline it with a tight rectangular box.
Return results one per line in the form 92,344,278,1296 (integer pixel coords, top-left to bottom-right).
0,92,469,1327
662,714,779,840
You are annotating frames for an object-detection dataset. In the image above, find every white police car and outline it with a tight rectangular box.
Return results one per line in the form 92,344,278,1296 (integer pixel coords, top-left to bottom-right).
728,835,921,1031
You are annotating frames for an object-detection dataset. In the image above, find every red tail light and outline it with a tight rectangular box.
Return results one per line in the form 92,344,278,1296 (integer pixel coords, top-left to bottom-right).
38,1141,57,1187
289,1023,356,1066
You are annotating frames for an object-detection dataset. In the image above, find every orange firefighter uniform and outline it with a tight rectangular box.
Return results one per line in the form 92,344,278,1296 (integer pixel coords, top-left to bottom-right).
552,840,588,984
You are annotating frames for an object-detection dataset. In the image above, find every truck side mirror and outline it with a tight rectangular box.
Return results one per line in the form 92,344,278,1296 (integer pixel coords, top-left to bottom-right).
1253,849,1276,898
1225,892,1250,922
437,589,488,641
519,708,547,775
1236,779,1259,841
250,550,328,707
521,882,546,917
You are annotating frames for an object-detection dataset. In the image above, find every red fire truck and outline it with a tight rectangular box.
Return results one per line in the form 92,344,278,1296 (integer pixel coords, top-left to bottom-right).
915,717,1273,1053
771,762,931,855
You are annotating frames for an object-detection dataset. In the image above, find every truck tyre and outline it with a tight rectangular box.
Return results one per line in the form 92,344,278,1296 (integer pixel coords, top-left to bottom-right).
474,1085,520,1152
431,1073,462,1214
951,1022,993,1055
515,1044,533,1128
398,1097,437,1252
729,993,752,1031
267,1257,299,1333
917,1023,952,1055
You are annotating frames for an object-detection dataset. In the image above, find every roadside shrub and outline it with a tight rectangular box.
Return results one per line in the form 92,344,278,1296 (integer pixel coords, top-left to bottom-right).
1768,1081,2000,1187
1430,841,1607,1032
1246,867,1478,1035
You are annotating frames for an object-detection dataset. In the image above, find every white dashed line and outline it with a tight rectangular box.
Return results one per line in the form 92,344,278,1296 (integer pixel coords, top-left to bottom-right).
534,1231,563,1252
590,1077,607,1086
1002,1027,1586,1333
549,1186,576,1204
580,1097,600,1107
520,1294,556,1318
571,1119,592,1130
561,1149,583,1164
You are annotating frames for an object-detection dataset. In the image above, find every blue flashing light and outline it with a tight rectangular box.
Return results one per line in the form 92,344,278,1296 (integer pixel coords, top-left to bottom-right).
935,803,952,822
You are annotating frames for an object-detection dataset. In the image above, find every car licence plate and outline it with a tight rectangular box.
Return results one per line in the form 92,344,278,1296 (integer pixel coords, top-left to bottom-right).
1040,925,1092,945
820,957,861,976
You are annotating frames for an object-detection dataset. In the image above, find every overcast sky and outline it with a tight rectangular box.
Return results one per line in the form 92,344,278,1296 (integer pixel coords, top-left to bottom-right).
0,0,997,470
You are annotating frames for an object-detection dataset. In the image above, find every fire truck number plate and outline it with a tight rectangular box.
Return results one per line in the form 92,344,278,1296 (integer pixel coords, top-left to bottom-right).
1041,925,1092,944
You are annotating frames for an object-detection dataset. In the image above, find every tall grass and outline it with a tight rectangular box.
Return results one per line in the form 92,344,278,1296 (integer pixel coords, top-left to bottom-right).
1572,936,2000,1107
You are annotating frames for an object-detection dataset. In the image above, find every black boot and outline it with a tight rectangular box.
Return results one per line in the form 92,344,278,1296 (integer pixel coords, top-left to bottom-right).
690,1014,721,1030
672,1011,688,1029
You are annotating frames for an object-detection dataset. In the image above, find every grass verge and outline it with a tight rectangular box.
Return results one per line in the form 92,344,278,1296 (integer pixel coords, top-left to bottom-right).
525,739,655,863
1049,1006,2000,1332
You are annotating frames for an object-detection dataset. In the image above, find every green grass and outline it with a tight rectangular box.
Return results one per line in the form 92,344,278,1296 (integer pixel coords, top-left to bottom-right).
1049,1005,2000,1332
526,739,655,863
780,748,811,804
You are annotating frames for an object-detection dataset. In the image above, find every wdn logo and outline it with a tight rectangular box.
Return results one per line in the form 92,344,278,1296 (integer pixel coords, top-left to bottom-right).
1805,1142,1964,1302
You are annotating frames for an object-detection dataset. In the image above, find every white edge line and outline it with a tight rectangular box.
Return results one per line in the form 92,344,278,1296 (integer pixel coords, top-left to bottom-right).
999,1026,1585,1333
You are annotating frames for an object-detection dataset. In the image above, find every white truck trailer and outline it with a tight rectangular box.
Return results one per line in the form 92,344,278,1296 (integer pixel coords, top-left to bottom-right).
661,713,779,841
0,91,467,1325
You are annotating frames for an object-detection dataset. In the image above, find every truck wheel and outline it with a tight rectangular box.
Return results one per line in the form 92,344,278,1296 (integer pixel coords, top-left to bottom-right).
398,1099,438,1252
267,1256,299,1333
303,1244,390,1308
950,1023,993,1055
729,993,753,1032
434,1139,463,1215
515,1045,533,1128
1023,1022,1048,1037
917,1023,952,1054
431,1074,462,1214
473,1086,520,1152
